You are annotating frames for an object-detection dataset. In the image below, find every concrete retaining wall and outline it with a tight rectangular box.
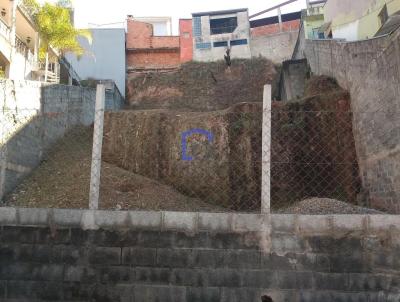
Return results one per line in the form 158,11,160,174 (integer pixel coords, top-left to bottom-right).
251,31,299,64
0,207,399,301
0,80,124,200
301,30,400,213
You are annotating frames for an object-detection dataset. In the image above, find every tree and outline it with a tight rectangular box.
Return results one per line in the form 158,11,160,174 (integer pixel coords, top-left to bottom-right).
23,0,91,60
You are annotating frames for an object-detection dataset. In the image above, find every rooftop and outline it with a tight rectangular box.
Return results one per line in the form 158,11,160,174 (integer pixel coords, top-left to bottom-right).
192,8,248,17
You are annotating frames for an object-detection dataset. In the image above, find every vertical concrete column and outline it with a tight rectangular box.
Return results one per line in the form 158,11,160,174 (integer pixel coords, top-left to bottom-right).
34,33,40,62
89,84,105,210
8,0,18,79
277,7,283,32
261,84,271,214
0,146,6,201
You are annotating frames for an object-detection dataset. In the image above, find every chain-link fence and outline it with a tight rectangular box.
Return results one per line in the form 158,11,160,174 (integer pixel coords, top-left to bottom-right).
1,82,398,214
0,81,112,210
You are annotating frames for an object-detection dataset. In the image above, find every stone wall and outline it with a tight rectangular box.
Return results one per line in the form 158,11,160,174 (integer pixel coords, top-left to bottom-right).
301,29,400,212
0,207,399,301
250,31,299,63
0,80,123,200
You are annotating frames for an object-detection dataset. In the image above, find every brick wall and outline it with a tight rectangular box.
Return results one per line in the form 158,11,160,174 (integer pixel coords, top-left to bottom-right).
251,20,300,37
302,30,400,212
179,19,193,63
126,51,181,70
126,19,181,71
0,208,399,301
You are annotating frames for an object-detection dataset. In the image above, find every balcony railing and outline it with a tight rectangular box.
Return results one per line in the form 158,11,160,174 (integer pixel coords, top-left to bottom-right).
15,36,36,64
0,18,10,40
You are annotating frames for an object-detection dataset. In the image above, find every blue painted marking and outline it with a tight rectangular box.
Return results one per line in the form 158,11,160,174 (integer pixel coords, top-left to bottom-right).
181,129,214,161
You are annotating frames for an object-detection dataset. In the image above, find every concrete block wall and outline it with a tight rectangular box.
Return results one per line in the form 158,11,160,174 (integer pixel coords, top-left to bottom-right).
301,30,400,213
250,31,299,64
279,59,308,101
0,208,399,301
0,80,124,200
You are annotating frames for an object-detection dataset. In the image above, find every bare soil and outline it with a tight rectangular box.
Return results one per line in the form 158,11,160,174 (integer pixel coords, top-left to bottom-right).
4,126,225,212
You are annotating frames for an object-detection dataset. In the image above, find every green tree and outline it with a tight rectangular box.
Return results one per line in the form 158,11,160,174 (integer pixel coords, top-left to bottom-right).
23,0,91,60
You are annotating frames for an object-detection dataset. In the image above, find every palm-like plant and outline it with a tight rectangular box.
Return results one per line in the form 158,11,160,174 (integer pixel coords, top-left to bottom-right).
34,2,91,59
23,0,91,62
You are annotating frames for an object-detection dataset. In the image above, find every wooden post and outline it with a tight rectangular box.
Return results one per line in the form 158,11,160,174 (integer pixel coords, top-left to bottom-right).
89,84,105,210
262,84,271,214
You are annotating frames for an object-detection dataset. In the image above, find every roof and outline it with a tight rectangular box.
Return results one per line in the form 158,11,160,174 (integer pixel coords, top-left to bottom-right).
375,12,400,37
250,11,301,28
309,0,327,5
192,8,248,17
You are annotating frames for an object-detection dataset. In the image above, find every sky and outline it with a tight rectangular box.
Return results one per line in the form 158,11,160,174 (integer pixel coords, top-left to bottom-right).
69,0,307,33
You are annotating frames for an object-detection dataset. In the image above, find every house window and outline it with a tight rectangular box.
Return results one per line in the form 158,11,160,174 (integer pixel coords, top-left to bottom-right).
210,17,238,35
378,4,389,26
213,41,228,47
193,17,202,37
196,42,211,50
183,32,190,38
230,39,248,46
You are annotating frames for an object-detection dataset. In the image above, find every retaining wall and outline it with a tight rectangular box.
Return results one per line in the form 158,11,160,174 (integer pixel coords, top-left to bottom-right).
0,208,399,301
251,31,299,64
0,80,124,200
300,30,400,213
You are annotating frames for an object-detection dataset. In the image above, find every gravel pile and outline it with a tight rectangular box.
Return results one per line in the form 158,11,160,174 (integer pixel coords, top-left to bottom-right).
275,197,384,215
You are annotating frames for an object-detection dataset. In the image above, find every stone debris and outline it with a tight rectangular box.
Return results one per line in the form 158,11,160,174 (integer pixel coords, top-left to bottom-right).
276,197,383,215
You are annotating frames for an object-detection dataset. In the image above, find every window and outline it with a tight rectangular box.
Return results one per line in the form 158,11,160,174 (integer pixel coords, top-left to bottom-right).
210,17,238,35
378,4,389,26
183,32,190,38
193,17,202,37
213,41,228,47
230,39,248,46
196,42,211,50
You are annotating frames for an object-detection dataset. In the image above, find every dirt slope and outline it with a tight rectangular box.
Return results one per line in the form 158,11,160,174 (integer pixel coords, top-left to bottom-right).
4,127,224,212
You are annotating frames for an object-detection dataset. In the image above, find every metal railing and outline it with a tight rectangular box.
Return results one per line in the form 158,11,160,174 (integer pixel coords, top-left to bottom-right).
0,18,10,40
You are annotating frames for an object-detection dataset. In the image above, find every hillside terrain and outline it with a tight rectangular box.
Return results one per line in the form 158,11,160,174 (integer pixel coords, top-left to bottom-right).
126,58,280,111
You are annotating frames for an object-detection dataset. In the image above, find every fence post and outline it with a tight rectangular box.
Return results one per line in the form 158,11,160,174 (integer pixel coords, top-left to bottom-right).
89,84,105,210
0,146,6,202
262,84,271,214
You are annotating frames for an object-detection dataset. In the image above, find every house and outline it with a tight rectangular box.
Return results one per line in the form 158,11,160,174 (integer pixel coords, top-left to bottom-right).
132,16,172,36
250,11,301,63
125,16,180,73
323,0,400,41
250,11,301,37
0,0,81,83
64,28,126,97
179,19,193,63
0,0,42,81
303,0,327,39
191,8,252,62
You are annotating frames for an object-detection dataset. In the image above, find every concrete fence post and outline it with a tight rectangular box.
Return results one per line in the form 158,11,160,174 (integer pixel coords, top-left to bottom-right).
89,84,105,210
0,146,6,202
262,84,271,214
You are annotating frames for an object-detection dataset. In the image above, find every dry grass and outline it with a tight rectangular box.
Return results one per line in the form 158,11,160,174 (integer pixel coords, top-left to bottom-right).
4,126,225,212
